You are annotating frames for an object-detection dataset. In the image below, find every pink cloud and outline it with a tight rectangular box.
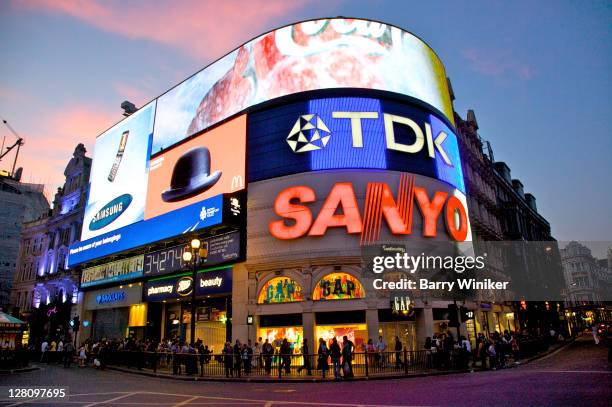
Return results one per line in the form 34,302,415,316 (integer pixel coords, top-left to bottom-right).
461,48,536,81
15,0,310,60
1,103,116,196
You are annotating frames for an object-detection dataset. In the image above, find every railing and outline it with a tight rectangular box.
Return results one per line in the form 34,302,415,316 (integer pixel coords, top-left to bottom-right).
99,349,471,379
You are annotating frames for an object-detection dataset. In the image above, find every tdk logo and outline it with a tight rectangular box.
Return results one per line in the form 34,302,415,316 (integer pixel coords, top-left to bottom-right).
286,111,452,165
287,114,331,152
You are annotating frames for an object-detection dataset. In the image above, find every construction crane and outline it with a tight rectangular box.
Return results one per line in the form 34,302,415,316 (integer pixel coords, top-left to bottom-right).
0,118,25,177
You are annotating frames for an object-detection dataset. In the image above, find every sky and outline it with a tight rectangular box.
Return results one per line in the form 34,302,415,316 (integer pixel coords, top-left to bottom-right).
0,0,610,245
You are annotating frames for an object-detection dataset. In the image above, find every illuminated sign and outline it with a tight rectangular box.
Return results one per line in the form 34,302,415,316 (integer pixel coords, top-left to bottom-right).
145,115,246,220
96,291,126,305
269,175,469,244
81,255,144,288
287,111,451,165
69,194,224,266
89,194,132,231
248,97,464,193
82,102,155,241
144,267,232,301
152,18,453,156
312,273,365,301
143,230,242,277
176,277,193,297
392,296,414,316
258,277,303,304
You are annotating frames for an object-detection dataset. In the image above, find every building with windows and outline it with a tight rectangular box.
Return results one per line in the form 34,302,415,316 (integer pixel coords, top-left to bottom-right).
67,18,561,353
10,144,91,345
0,173,49,311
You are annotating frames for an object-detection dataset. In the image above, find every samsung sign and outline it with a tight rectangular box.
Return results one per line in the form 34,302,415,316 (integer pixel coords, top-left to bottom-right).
96,291,126,305
249,96,465,193
69,194,224,266
144,268,232,302
89,194,133,231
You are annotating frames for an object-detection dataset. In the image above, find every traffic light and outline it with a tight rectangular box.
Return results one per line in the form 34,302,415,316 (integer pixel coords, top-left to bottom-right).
447,304,460,327
71,316,80,332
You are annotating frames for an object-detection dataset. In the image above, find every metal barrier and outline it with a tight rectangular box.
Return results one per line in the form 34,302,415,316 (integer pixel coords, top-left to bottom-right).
100,349,469,379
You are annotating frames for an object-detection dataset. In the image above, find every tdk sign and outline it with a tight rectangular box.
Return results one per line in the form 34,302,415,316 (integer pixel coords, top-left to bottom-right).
287,110,452,165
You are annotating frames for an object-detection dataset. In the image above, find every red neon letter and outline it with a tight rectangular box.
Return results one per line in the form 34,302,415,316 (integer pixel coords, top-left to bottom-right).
269,186,315,240
309,182,362,236
414,187,447,237
445,195,468,241
380,184,412,234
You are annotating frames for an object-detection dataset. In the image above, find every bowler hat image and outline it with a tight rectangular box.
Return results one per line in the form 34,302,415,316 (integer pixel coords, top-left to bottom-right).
161,146,222,202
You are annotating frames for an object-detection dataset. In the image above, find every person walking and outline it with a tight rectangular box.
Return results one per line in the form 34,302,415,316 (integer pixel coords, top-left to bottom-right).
223,342,234,378
592,324,600,345
341,335,354,378
317,338,329,378
279,338,291,376
394,336,403,369
40,339,49,363
297,338,312,375
63,341,74,368
329,338,341,380
78,344,86,367
376,335,386,367
233,340,242,378
262,339,273,375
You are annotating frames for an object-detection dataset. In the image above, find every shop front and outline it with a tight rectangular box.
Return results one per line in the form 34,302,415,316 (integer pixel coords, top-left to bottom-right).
81,283,145,341
144,266,232,352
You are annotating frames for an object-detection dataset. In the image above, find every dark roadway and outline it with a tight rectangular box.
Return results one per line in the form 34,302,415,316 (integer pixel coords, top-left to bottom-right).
1,336,610,407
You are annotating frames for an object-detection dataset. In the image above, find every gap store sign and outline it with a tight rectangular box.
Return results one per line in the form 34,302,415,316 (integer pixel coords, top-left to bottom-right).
248,96,464,193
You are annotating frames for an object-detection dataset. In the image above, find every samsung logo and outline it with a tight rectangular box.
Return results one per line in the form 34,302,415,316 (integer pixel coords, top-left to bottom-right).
89,194,132,231
96,291,126,304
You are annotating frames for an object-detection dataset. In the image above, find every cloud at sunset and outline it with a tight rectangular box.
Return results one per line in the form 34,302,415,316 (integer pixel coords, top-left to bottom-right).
14,0,310,60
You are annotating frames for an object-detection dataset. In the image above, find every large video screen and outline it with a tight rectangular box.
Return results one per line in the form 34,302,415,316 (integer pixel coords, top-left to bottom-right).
82,101,155,241
152,18,453,156
70,115,247,267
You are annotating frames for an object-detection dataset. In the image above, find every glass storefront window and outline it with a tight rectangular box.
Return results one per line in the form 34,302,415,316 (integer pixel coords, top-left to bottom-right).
379,321,416,352
315,324,367,350
258,326,303,354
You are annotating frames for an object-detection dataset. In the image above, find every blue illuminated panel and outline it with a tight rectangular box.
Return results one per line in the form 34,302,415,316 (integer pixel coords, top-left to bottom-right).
247,95,465,193
309,98,386,170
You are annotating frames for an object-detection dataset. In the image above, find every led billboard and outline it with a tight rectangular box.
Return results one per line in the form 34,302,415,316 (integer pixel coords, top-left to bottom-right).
145,115,246,219
152,18,453,155
82,101,155,241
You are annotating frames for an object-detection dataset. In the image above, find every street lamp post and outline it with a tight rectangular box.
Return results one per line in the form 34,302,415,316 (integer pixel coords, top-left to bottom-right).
183,238,207,346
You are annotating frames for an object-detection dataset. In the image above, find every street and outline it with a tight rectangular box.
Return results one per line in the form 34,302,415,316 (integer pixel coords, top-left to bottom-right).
0,336,610,407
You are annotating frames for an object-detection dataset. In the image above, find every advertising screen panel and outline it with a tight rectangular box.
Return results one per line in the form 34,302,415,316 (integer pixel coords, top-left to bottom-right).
248,96,465,193
145,115,246,220
144,267,232,302
69,194,224,266
81,255,144,288
152,18,453,155
82,102,155,241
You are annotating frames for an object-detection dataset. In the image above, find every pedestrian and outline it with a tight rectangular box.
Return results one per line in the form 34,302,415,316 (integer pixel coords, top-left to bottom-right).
253,339,261,370
279,338,291,375
223,342,234,378
78,344,87,367
341,335,354,378
63,341,74,368
592,324,600,345
317,338,329,378
40,338,49,363
233,339,242,378
376,335,386,367
262,339,273,375
366,339,375,368
171,341,181,375
329,337,341,380
394,336,403,369
297,338,312,375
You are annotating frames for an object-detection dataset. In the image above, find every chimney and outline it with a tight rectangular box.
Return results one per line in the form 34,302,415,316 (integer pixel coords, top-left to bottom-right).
512,179,525,199
525,193,537,212
494,162,512,183
467,109,479,130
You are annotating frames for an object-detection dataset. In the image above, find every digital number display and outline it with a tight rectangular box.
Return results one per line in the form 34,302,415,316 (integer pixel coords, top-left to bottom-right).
144,245,185,276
